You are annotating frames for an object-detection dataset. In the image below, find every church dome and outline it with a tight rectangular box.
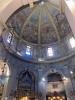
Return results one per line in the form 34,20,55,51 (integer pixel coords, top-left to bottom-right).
6,1,72,45
2,0,75,63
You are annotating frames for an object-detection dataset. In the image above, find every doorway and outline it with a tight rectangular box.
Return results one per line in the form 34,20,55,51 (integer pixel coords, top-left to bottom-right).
46,73,67,100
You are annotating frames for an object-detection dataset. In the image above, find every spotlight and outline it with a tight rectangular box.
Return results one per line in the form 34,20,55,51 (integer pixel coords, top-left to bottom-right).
63,77,68,81
42,77,46,82
70,71,73,74
40,1,44,5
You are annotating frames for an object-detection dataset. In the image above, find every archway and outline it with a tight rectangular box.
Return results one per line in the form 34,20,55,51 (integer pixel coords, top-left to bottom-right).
46,73,67,100
16,70,36,100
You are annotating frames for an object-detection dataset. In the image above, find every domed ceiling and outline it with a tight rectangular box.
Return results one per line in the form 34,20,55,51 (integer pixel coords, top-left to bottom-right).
6,0,72,45
3,0,75,63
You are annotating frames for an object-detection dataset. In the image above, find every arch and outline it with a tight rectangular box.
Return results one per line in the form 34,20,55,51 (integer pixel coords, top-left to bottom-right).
43,68,65,80
16,70,36,100
45,71,67,100
0,0,62,23
47,72,63,82
18,69,35,82
0,0,38,23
